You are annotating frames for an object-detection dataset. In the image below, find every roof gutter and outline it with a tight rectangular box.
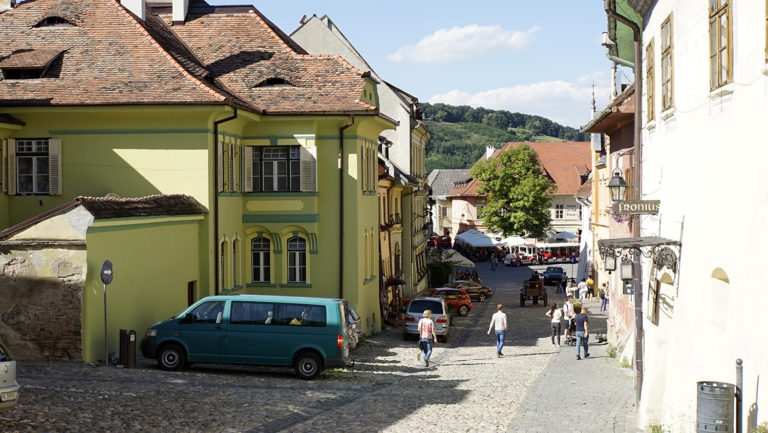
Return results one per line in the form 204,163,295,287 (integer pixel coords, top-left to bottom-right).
213,107,237,296
604,0,644,405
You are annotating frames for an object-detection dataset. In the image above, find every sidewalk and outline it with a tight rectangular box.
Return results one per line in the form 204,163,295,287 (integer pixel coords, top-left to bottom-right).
508,297,643,433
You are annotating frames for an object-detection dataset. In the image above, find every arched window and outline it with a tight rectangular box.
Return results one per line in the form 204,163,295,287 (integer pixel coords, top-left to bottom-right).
394,242,402,277
220,241,227,290
251,237,270,283
287,236,306,283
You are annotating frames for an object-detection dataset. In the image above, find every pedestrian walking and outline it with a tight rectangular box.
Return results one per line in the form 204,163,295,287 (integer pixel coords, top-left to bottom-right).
487,304,508,358
417,310,438,367
491,254,498,271
566,280,577,299
586,275,595,301
562,295,575,342
572,306,590,360
578,278,588,301
599,282,609,311
545,303,563,346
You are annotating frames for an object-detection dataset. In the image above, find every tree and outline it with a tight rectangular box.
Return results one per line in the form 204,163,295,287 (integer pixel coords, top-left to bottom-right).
470,143,555,238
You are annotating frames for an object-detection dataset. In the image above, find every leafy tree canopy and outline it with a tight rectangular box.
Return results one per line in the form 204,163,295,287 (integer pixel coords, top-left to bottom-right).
470,143,555,238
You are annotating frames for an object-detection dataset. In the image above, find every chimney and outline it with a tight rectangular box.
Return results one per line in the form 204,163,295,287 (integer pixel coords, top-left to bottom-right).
172,0,189,24
121,0,146,21
1,0,12,10
485,146,495,161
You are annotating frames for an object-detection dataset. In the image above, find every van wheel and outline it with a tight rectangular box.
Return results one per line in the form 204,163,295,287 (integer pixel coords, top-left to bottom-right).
158,343,186,371
294,351,323,380
458,305,469,316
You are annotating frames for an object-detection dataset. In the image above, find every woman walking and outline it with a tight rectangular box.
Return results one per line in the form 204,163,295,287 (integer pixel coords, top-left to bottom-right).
417,310,438,367
546,303,563,346
487,304,508,358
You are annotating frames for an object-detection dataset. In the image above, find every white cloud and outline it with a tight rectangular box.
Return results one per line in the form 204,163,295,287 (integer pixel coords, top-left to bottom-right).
387,25,539,64
427,72,612,128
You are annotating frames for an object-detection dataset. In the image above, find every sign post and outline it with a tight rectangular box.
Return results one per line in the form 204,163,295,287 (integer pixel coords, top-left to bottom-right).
100,260,114,366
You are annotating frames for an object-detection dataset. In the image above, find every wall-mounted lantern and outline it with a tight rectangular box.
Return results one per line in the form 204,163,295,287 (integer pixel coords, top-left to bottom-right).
605,255,617,272
608,170,629,202
620,259,634,280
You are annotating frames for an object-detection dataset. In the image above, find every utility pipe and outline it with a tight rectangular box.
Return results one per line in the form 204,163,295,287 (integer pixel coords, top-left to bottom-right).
604,0,644,404
213,107,238,295
339,115,355,299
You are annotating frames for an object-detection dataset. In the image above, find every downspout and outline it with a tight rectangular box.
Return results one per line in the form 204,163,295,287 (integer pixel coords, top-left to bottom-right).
604,0,644,404
213,107,238,295
339,115,355,299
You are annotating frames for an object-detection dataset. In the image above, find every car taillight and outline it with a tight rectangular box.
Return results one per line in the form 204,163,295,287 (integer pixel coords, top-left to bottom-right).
337,334,344,347
436,316,447,324
405,315,416,322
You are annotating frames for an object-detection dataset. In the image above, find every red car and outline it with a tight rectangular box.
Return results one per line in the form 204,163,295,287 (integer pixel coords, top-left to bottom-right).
404,288,472,316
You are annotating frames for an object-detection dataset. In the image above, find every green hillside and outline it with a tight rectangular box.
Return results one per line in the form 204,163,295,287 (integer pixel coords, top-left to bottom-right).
422,103,587,171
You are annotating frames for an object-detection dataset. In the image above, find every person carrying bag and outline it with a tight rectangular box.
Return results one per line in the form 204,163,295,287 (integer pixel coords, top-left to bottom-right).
417,310,438,367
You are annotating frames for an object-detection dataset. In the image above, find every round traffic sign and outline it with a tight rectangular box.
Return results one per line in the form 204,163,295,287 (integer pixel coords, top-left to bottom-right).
100,260,114,285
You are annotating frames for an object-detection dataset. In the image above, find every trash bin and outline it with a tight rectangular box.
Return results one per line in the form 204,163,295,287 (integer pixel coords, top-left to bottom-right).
119,329,137,369
697,381,735,432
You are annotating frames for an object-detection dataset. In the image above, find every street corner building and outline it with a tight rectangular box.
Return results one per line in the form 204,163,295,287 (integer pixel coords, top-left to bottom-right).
0,0,407,363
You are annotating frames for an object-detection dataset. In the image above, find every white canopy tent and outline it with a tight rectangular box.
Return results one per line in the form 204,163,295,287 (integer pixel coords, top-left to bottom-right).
455,229,503,248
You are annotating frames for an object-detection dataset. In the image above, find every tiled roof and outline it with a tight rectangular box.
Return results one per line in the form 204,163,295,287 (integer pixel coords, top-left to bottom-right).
0,194,205,240
428,169,469,197
0,0,375,114
0,0,228,106
446,142,591,198
156,5,374,114
78,194,206,219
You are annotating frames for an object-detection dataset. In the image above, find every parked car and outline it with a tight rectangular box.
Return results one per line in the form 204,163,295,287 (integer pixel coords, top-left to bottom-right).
405,288,472,316
141,295,353,380
0,338,20,414
443,280,492,303
542,266,567,286
403,297,451,342
347,307,362,350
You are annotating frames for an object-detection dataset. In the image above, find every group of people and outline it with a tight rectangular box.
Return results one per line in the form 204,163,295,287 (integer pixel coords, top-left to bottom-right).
546,295,590,359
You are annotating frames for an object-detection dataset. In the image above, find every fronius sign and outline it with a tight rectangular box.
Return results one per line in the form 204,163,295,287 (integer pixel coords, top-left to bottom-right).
612,200,660,215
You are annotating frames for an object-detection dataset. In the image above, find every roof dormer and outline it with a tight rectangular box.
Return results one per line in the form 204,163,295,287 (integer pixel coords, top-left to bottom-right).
33,16,76,27
0,48,64,80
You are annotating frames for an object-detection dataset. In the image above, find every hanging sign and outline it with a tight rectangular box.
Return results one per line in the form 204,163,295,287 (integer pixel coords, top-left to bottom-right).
612,200,660,215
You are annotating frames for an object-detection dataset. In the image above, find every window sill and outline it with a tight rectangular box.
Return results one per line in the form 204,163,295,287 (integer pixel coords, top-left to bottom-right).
660,108,675,122
244,192,318,197
709,84,734,100
247,282,276,288
278,283,312,288
646,120,656,131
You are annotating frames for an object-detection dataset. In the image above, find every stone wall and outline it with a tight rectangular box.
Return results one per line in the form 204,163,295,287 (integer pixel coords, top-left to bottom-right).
0,246,85,361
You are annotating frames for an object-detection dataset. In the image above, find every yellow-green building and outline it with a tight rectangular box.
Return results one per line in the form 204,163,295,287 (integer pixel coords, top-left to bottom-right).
0,0,394,362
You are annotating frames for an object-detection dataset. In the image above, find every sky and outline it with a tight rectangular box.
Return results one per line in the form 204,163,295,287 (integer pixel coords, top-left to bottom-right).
207,1,634,129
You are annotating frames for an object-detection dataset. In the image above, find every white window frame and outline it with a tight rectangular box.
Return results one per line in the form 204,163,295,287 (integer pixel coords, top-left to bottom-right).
3,138,62,196
287,236,307,283
251,237,271,283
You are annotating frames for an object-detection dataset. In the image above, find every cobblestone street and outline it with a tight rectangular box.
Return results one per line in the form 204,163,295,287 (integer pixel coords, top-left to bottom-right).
0,262,638,432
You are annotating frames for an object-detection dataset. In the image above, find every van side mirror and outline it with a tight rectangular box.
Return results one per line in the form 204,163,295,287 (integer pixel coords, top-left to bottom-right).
181,313,196,323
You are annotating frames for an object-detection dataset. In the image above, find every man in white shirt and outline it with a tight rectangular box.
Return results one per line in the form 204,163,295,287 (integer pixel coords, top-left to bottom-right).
487,304,508,358
578,278,588,301
562,295,575,341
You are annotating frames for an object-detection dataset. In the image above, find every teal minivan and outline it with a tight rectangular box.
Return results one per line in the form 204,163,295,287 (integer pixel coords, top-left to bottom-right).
141,295,352,380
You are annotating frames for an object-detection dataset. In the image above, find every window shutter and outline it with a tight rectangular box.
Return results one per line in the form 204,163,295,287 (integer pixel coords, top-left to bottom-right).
228,142,236,192
216,141,224,192
1,139,6,193
48,138,62,195
241,146,253,192
6,138,15,195
300,145,317,192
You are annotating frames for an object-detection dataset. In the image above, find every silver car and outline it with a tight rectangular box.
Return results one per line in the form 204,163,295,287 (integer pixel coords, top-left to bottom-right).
0,339,19,413
347,307,362,350
403,297,450,342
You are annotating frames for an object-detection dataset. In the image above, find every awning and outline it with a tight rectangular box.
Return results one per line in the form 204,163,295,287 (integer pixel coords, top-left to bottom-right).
455,229,502,248
428,249,475,268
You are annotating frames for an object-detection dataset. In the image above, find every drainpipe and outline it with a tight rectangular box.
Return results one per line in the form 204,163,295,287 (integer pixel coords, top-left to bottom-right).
604,0,644,404
339,115,355,299
213,107,238,295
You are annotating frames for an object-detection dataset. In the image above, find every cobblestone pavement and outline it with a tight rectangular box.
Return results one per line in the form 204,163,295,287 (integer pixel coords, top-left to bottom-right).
0,260,638,432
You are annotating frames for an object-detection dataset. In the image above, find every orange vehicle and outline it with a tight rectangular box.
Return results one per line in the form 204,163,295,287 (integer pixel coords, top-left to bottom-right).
403,288,472,316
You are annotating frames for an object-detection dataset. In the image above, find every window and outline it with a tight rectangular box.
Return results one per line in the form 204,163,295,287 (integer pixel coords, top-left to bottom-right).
233,240,239,287
287,236,306,283
246,145,316,193
645,39,655,122
661,14,674,110
710,0,732,90
394,242,401,277
274,304,326,327
251,237,270,283
188,301,225,324
555,204,564,219
220,241,227,290
230,302,275,325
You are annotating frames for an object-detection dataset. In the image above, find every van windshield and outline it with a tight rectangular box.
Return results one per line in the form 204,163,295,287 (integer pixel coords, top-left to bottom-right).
408,300,444,314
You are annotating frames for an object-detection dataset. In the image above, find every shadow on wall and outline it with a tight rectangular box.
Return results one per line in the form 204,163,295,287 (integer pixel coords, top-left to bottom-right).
747,375,759,432
0,274,83,361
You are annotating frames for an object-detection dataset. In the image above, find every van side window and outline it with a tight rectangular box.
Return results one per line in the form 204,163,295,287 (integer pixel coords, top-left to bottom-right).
275,304,326,327
189,301,225,324
230,301,275,325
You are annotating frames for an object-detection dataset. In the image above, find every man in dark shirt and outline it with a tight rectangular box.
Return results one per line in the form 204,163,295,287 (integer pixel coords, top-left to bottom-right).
572,306,590,360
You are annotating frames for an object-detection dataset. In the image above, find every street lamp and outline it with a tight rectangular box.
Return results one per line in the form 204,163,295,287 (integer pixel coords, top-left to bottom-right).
620,259,634,280
608,170,629,202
